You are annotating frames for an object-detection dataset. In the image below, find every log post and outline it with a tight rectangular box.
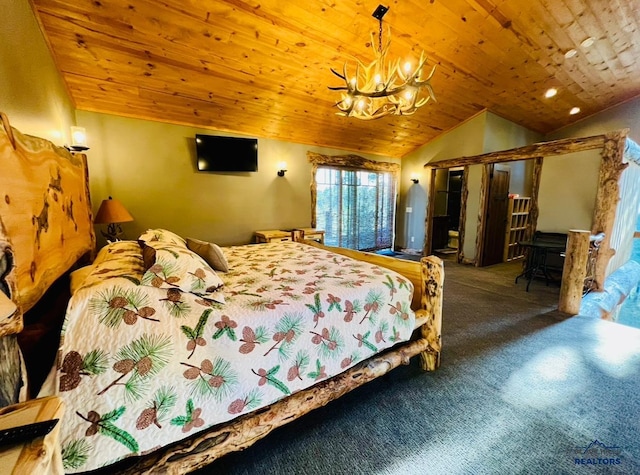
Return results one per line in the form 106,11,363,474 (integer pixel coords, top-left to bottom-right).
419,255,444,370
559,230,591,314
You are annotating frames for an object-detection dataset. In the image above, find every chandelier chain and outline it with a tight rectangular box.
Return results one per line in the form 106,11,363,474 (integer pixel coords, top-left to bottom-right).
378,18,383,53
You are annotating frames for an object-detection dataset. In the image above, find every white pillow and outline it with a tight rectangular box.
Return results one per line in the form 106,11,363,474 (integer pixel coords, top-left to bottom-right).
138,228,187,247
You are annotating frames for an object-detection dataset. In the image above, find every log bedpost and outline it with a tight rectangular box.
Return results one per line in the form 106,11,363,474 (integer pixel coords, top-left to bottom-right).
559,230,591,314
419,255,444,371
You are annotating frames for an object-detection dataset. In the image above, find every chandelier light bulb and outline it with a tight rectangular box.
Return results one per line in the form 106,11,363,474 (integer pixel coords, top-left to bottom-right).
328,5,436,120
580,36,595,48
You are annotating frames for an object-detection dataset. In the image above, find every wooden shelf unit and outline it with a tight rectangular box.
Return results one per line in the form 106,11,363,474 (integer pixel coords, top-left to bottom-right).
503,197,531,262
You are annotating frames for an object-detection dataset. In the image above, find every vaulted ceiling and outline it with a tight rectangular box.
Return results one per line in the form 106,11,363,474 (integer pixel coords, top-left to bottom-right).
30,0,640,158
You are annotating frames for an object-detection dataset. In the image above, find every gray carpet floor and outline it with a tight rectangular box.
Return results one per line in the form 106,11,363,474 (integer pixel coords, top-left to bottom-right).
192,259,640,475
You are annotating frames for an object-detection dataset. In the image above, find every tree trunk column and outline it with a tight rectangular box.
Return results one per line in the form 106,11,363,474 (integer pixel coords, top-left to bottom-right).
559,230,591,314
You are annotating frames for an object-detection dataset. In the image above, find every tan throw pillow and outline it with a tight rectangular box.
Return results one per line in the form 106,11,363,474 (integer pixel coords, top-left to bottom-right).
186,237,229,272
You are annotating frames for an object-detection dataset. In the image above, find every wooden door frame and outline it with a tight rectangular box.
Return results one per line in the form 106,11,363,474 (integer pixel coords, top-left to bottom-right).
422,130,630,288
424,166,468,264
476,164,511,267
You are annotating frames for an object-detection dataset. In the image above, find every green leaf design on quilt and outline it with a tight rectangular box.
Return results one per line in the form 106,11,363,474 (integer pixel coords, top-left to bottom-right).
307,359,327,381
62,439,92,470
252,365,290,395
98,334,172,399
212,315,238,341
305,293,324,327
136,385,178,430
101,406,125,422
181,309,211,358
326,293,342,312
170,399,205,433
181,357,238,401
83,349,109,375
355,331,377,353
264,313,303,358
359,290,384,324
99,421,139,452
89,286,159,328
382,274,397,300
76,407,139,453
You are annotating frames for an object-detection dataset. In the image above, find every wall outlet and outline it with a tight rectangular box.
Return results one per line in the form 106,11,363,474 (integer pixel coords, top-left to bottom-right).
411,236,415,243
406,207,412,213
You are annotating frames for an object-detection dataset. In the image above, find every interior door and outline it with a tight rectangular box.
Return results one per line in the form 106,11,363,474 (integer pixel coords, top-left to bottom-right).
481,166,510,266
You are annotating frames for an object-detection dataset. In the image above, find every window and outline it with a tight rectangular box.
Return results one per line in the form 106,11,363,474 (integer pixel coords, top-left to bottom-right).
309,152,399,252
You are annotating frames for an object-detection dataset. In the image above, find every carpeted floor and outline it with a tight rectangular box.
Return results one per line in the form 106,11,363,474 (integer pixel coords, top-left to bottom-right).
195,259,640,475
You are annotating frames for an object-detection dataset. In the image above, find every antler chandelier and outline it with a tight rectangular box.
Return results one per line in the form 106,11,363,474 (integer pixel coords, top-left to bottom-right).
329,4,436,120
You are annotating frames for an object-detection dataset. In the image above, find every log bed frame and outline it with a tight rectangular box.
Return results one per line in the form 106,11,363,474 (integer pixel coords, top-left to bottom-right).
0,113,444,474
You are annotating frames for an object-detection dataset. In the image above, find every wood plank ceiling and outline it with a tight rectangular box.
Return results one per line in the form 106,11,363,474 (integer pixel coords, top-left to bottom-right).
30,0,640,158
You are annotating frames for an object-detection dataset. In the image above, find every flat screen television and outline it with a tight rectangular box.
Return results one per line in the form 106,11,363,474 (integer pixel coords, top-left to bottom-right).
195,134,258,172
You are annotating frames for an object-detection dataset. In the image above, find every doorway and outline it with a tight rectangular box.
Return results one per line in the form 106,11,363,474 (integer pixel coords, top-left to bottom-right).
480,165,510,266
430,168,463,255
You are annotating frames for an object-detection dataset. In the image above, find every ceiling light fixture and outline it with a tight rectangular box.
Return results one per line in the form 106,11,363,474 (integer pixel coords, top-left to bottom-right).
580,37,595,48
329,4,436,120
570,107,581,115
544,88,558,98
564,49,577,59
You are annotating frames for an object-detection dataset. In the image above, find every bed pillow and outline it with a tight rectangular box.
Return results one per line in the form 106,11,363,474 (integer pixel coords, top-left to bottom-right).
185,237,229,272
138,228,187,247
70,265,94,295
76,241,146,292
141,241,224,303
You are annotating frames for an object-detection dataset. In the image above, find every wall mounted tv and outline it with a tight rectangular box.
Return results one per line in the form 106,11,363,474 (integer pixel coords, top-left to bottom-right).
195,134,258,172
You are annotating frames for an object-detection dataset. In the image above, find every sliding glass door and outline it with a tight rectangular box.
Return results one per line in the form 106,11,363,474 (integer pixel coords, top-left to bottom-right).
315,166,395,251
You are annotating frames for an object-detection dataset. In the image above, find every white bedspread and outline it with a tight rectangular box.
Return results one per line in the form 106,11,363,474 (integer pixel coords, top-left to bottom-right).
56,241,415,472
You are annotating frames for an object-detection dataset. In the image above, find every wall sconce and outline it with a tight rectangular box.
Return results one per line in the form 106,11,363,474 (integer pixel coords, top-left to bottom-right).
411,173,420,184
66,126,90,152
277,161,288,177
94,196,134,241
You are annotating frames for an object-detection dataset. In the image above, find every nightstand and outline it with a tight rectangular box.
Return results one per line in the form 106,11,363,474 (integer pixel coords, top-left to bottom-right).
296,228,325,244
254,230,292,243
0,396,64,475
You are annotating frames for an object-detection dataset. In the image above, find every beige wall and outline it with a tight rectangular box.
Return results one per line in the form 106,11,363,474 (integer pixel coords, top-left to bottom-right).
537,150,601,233
546,96,640,143
540,97,640,239
79,111,399,247
397,113,487,250
0,0,75,142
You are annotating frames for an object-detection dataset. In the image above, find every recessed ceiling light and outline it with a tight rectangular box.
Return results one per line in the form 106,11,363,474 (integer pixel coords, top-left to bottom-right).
545,88,558,98
570,107,581,115
564,49,577,59
580,37,595,48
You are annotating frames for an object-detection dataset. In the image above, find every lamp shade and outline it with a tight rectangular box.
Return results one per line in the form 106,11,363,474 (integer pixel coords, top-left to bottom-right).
94,197,134,224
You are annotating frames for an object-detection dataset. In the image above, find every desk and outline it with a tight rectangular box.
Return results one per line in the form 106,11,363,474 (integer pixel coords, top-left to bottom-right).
515,240,566,291
254,230,292,243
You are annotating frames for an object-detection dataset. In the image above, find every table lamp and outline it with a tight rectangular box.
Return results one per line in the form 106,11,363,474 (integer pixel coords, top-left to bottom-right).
94,196,134,241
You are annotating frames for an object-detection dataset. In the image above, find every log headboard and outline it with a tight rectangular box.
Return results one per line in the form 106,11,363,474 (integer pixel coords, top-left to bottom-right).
0,112,95,404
